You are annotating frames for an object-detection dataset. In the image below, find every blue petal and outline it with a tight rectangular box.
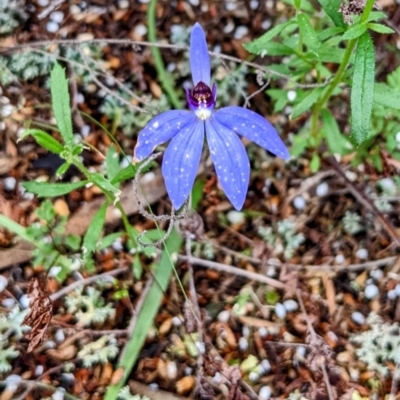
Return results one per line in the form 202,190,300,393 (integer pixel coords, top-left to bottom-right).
215,106,290,160
162,119,205,209
205,118,250,210
134,110,194,160
190,23,211,86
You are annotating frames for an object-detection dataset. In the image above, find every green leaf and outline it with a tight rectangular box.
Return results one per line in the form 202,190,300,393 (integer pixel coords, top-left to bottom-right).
82,201,108,255
291,88,324,119
106,145,120,182
351,33,375,145
317,0,345,27
342,22,368,40
90,172,119,194
110,165,138,185
19,129,63,154
243,20,294,55
98,232,122,251
374,83,400,111
294,0,301,10
318,26,345,41
367,23,395,34
50,63,74,145
22,180,88,197
310,153,320,172
322,109,352,154
56,162,71,178
297,13,320,54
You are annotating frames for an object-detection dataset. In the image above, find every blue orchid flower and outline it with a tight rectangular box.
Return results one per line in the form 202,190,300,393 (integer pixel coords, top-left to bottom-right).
134,23,289,210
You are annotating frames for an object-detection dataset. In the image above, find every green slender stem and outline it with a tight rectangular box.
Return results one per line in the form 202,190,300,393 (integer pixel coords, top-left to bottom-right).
147,0,182,109
310,0,376,138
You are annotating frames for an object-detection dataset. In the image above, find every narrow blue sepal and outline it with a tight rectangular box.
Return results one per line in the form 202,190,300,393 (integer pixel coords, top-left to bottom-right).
162,119,205,209
190,23,211,87
205,118,250,210
215,106,290,160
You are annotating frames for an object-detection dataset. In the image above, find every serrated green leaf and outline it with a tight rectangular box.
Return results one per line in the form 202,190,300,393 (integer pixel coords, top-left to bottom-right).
51,63,74,145
22,180,88,197
367,22,395,34
317,0,345,27
374,83,400,110
318,26,345,41
82,201,108,255
20,129,63,154
342,22,368,40
291,88,324,119
243,20,294,55
106,145,120,182
322,109,352,154
351,33,375,145
56,162,71,178
90,172,119,194
297,13,320,54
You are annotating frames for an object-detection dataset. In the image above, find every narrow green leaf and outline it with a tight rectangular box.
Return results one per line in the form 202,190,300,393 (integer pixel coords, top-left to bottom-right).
374,83,400,110
90,172,119,194
20,129,63,154
317,0,345,27
310,153,321,172
98,232,122,251
51,63,74,145
56,162,71,178
82,201,108,255
110,165,138,185
0,214,38,245
342,22,368,40
297,13,320,54
322,109,352,154
351,33,375,145
367,22,395,34
22,180,87,197
294,0,301,10
243,20,294,55
291,88,324,119
318,26,345,42
106,145,120,182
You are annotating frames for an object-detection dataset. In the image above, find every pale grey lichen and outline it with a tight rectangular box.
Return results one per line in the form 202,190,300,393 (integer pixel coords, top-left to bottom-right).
78,335,119,367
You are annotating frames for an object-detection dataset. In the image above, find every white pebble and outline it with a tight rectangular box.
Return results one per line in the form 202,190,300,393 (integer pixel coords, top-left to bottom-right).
335,254,345,264
0,275,8,292
167,361,178,380
5,374,22,392
242,325,250,338
218,310,231,323
212,372,222,384
19,294,30,308
75,93,85,104
395,283,400,296
293,195,306,210
351,311,365,325
261,19,272,30
35,365,44,376
48,266,62,277
364,284,379,300
226,1,236,11
69,4,81,15
118,0,129,8
355,248,368,260
370,269,383,281
223,21,235,34
37,0,49,6
55,329,65,343
296,346,306,358
378,178,396,195
287,90,297,102
248,371,259,382
316,182,329,197
4,176,16,191
184,366,193,375
275,302,286,319
250,0,259,9
1,104,14,117
80,125,90,137
388,289,397,300
258,359,271,374
172,316,182,326
227,210,245,225
189,0,200,5
283,299,298,312
46,21,59,33
50,11,64,23
134,23,147,37
266,266,276,277
149,383,159,391
112,238,124,252
259,385,272,400
2,298,15,308
239,337,249,351
345,171,357,182
258,326,268,338
52,388,65,400
196,341,205,354
234,26,249,40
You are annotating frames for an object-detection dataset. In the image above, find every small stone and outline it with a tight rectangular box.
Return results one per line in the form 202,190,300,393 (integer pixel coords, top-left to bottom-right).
364,284,379,300
37,0,49,6
172,316,182,326
351,311,365,325
259,386,272,400
258,359,271,374
46,21,59,33
316,182,329,197
218,310,230,323
287,90,297,102
395,283,400,296
335,254,345,264
283,299,298,312
378,177,396,195
238,337,249,351
3,177,16,191
19,294,30,308
388,289,397,300
75,93,85,104
275,302,286,319
48,266,62,277
234,26,249,40
55,329,65,343
261,19,272,30
296,346,306,358
258,326,268,338
0,275,8,292
35,365,44,376
167,361,178,380
81,125,90,137
248,371,259,382
223,21,235,34
242,325,250,338
118,0,129,9
355,248,368,260
370,269,383,281
250,0,259,9
2,298,15,308
69,5,81,15
189,0,200,5
1,104,14,117
293,195,306,210
134,23,147,37
226,1,236,11
50,11,64,23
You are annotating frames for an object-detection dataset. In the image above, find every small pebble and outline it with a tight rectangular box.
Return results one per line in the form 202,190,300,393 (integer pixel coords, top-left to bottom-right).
55,329,65,343
258,326,268,338
287,90,297,102
250,0,259,9
1,104,14,117
195,341,205,354
184,367,193,376
296,346,307,358
226,210,245,225
378,177,396,195
167,361,178,380
266,266,277,277
52,388,65,400
259,385,272,400
395,283,400,296
258,359,271,374
112,238,124,252
283,299,298,312
242,325,250,338
316,182,329,197
387,289,397,300
275,303,286,319
364,284,379,300
172,316,182,326
356,248,368,260
293,195,306,210
50,11,64,23
370,269,383,281
351,311,365,325
118,0,129,8
37,0,50,6
75,93,85,103
189,0,200,5
2,298,16,308
212,372,222,384
149,383,159,391
261,19,272,30
0,275,8,292
234,26,249,40
239,337,249,351
69,4,81,15
248,371,259,382
5,374,22,391
46,21,59,33
226,1,236,11
134,23,147,37
19,294,30,308
48,266,62,277
35,365,44,376
335,254,345,264
223,21,235,34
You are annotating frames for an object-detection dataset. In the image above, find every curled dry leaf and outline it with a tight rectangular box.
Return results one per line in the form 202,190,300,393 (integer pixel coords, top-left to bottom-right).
22,276,53,353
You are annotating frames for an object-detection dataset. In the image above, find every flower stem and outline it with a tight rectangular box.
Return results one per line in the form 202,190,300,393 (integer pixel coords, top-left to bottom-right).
147,0,182,109
310,0,376,138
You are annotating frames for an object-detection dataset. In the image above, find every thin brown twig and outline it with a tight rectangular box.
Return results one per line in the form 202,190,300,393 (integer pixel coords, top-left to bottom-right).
321,364,335,400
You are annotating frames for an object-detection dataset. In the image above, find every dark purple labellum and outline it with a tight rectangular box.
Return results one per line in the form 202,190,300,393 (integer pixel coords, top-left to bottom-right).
186,81,216,111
